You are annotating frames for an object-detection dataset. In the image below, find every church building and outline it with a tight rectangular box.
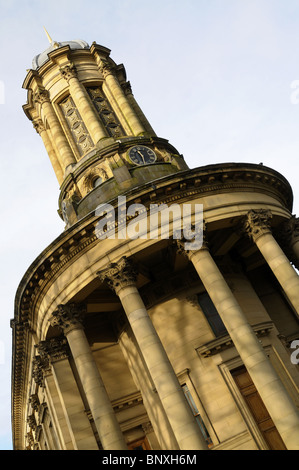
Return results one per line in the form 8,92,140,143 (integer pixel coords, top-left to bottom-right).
11,35,299,450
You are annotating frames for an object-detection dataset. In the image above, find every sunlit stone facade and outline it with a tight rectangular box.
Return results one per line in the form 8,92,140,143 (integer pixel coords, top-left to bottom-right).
11,37,299,450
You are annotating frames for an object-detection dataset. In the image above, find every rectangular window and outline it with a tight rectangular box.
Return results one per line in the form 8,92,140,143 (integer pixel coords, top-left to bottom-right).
182,384,213,447
197,292,227,337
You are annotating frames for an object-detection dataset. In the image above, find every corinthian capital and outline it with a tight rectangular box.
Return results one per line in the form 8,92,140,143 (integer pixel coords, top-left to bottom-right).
49,303,86,335
280,215,299,246
97,256,138,294
34,87,50,105
32,118,46,135
242,209,272,242
99,59,115,78
32,355,50,387
60,63,77,83
36,337,69,363
175,222,208,259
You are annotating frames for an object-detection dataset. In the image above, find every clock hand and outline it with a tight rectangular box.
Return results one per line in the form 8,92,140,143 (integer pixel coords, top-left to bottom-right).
137,150,145,164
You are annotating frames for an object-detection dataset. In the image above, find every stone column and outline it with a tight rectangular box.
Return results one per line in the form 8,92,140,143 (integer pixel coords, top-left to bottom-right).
177,231,299,450
118,325,179,450
60,64,108,144
98,257,208,451
98,59,146,136
32,353,73,449
34,88,76,170
122,81,156,136
36,337,99,450
33,119,64,185
279,215,299,270
49,304,127,450
243,210,299,315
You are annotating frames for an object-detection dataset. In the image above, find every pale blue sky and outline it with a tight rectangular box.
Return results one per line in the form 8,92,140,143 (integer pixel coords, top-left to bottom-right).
1,0,299,450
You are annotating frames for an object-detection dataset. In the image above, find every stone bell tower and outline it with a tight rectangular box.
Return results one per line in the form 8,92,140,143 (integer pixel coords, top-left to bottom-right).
22,34,187,228
12,34,299,451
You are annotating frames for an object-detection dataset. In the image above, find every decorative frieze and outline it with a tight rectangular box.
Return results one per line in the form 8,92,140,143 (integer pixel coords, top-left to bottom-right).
86,86,124,138
60,95,94,157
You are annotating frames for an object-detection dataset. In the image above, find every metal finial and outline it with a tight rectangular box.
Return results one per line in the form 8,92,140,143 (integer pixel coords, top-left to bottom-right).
43,26,53,44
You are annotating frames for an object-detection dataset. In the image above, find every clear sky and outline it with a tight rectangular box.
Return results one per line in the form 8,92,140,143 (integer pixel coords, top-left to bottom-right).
1,0,299,450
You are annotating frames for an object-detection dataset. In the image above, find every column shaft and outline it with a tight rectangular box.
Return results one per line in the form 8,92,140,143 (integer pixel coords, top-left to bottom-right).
38,124,64,184
43,373,73,450
49,305,127,450
42,100,76,169
68,77,108,143
101,66,145,136
256,232,299,314
189,247,299,450
50,356,99,450
119,327,179,450
244,210,299,315
66,326,127,450
117,284,208,450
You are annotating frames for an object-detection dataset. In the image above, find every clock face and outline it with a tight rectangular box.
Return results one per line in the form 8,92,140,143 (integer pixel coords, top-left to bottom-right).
128,146,157,165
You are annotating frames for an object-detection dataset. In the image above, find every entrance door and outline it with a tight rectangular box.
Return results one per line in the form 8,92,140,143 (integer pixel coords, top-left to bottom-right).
231,366,287,450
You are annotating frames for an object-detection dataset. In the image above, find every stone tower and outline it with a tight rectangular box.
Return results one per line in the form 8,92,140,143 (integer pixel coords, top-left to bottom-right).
11,37,299,451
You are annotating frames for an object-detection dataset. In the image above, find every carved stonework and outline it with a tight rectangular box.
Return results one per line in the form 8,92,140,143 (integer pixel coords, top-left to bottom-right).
280,215,299,247
34,87,50,105
60,63,77,83
86,86,124,138
175,222,208,259
82,166,109,194
36,337,69,364
60,96,94,157
241,209,272,243
26,431,34,447
142,422,153,434
32,355,50,387
122,81,133,96
27,414,37,431
99,59,114,78
49,303,86,335
97,256,138,294
32,119,45,135
29,394,40,412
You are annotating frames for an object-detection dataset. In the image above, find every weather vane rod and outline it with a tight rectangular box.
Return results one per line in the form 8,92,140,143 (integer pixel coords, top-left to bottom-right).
43,26,53,44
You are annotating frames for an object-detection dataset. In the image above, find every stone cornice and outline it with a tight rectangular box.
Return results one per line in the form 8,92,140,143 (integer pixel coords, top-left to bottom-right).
196,321,274,358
